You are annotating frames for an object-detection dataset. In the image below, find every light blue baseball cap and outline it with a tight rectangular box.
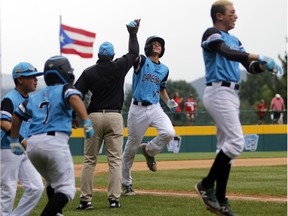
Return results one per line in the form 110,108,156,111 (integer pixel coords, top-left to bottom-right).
12,62,43,79
98,42,115,56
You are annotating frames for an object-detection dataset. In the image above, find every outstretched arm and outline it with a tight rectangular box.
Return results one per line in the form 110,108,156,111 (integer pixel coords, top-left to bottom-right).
127,19,141,62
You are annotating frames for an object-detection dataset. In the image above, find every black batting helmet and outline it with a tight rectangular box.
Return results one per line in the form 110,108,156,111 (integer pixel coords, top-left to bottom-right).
144,36,165,58
44,56,75,86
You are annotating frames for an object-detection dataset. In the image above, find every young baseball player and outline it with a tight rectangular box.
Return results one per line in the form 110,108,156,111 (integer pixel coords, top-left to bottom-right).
10,56,94,216
75,19,140,209
0,62,44,216
194,1,283,215
121,35,178,195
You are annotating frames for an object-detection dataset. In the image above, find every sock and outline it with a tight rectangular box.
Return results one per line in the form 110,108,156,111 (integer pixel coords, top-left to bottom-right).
216,163,231,203
46,186,63,214
41,192,68,216
202,150,231,188
46,185,55,200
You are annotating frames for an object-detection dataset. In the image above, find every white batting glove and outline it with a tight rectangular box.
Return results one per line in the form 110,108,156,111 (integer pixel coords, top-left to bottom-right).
166,99,178,112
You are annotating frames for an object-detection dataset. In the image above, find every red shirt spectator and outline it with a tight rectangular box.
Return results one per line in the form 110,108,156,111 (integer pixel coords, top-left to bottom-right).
184,95,197,125
256,99,267,124
184,95,197,113
173,92,183,113
256,99,267,117
172,92,183,126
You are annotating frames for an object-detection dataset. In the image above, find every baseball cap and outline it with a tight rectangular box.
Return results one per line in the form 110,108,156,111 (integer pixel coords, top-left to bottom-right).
98,42,115,56
12,62,43,79
275,94,281,98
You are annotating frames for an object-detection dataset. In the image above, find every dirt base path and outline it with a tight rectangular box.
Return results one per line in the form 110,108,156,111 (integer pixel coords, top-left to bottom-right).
74,157,286,176
74,157,287,203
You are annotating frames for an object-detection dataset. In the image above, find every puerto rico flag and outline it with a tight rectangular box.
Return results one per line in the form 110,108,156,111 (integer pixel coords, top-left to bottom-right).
60,24,96,58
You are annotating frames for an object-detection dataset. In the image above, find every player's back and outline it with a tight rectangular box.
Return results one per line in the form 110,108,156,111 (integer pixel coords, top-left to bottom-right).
19,84,80,137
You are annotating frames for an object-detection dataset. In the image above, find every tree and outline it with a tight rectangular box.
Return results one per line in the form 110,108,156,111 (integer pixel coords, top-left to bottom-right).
239,51,287,124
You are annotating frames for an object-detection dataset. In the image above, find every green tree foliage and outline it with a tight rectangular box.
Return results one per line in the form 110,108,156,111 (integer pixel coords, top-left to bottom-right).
239,52,287,109
162,80,199,112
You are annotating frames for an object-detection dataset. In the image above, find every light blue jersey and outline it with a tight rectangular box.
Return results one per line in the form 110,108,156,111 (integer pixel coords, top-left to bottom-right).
202,27,246,83
1,89,30,149
132,55,169,104
15,84,82,137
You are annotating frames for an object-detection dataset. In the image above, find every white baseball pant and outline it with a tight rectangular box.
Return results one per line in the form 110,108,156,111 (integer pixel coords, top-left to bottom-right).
0,149,43,216
122,102,175,186
203,86,245,159
27,132,76,201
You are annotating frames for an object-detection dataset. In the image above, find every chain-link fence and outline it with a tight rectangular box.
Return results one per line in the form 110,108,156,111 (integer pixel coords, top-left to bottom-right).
121,110,287,127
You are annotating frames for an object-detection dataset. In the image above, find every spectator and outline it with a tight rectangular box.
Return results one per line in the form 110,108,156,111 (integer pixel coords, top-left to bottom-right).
184,94,198,125
256,99,267,125
270,94,286,124
172,92,183,126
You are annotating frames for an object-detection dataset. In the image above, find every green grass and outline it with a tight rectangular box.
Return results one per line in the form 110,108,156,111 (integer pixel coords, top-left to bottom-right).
16,189,287,216
13,151,287,215
76,165,286,196
72,151,287,164
15,165,287,216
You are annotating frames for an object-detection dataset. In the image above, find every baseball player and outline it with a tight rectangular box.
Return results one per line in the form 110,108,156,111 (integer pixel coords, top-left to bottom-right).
122,35,178,195
9,56,94,216
194,1,283,215
0,62,44,216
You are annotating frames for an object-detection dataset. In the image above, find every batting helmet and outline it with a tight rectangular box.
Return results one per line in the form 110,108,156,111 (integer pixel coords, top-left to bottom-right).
144,36,165,58
44,56,75,86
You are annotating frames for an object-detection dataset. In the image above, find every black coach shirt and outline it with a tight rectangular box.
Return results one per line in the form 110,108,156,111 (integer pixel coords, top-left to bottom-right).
74,54,135,114
75,33,139,114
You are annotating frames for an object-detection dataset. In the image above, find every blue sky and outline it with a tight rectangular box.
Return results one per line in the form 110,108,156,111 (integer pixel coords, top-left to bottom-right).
1,0,287,85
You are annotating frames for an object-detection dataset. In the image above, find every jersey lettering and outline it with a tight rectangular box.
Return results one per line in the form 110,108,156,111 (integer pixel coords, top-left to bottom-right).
39,101,49,125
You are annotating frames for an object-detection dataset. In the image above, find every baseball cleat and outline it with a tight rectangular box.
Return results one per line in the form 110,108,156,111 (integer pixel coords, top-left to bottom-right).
109,199,121,208
218,198,236,216
140,143,157,172
194,180,220,214
122,184,136,196
76,201,93,210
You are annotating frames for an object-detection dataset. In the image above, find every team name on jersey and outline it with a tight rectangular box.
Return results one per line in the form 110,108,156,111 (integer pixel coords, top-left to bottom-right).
142,74,161,85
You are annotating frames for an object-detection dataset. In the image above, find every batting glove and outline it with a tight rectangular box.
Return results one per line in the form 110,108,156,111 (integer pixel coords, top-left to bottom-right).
10,138,25,156
166,99,178,112
83,119,94,138
258,55,276,71
127,20,137,27
272,64,284,77
126,19,140,34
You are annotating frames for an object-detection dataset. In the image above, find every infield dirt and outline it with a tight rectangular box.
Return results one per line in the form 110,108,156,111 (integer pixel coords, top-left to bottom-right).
74,157,286,177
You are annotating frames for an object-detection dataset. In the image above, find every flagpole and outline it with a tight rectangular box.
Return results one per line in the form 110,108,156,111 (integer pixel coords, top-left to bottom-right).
60,15,62,56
